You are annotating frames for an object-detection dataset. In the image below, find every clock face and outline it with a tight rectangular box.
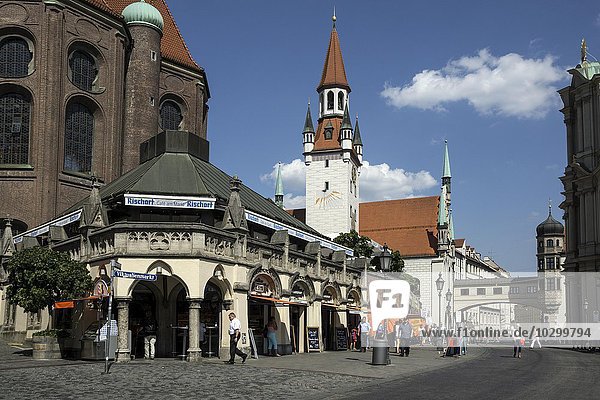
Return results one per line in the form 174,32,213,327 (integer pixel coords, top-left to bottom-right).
314,190,342,209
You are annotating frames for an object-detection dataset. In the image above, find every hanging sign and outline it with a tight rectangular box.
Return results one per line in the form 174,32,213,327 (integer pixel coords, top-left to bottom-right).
124,194,216,210
112,270,157,281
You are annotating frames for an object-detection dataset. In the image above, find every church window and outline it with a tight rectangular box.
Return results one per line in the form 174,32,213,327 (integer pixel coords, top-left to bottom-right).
546,239,553,247
538,259,544,270
320,93,324,114
0,37,32,78
325,159,329,167
0,92,31,164
546,278,556,291
160,100,183,130
64,102,94,173
327,91,334,110
69,50,97,91
324,127,332,140
338,92,344,110
556,239,560,247
546,257,555,269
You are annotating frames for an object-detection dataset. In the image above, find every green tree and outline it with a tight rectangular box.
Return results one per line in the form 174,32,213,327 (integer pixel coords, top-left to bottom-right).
333,230,374,258
5,247,93,322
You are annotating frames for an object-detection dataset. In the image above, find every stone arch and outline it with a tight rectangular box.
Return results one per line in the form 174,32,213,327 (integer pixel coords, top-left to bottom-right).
347,287,362,307
321,281,342,305
248,267,282,298
0,26,36,77
288,273,316,302
202,264,233,302
124,260,190,298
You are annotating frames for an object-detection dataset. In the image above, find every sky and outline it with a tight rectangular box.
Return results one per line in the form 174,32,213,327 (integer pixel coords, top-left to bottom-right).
168,0,598,272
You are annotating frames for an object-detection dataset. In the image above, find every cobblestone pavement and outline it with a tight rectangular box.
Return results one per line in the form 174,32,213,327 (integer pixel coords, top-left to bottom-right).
0,340,483,400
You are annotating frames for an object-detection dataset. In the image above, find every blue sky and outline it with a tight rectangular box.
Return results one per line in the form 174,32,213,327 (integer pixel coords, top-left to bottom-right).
168,0,597,271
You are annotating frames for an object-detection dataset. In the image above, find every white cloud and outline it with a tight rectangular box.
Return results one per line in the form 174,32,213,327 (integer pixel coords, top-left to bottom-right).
261,159,437,207
359,161,437,202
381,49,567,119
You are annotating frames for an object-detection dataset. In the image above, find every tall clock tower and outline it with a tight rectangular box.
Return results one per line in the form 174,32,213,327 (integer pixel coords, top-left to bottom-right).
303,14,363,239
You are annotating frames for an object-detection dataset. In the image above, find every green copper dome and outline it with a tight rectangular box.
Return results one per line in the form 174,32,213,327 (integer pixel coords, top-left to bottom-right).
122,0,164,32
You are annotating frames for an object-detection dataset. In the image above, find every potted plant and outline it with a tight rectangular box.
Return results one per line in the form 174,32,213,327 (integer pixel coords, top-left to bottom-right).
4,246,92,360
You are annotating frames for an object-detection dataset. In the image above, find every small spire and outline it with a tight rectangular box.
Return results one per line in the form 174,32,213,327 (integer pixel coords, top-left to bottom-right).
442,140,451,179
353,114,362,145
275,163,284,208
341,102,352,130
303,102,315,134
581,38,587,63
438,187,447,226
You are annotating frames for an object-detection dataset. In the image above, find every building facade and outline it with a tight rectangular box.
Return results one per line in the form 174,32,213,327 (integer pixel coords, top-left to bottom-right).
302,15,363,239
0,0,209,235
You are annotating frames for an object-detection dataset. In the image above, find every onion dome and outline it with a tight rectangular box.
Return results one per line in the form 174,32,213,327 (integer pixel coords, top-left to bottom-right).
536,207,564,236
122,0,164,33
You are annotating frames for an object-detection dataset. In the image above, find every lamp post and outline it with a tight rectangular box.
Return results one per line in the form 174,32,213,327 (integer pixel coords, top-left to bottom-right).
436,273,445,326
445,288,453,328
103,259,121,375
372,244,392,366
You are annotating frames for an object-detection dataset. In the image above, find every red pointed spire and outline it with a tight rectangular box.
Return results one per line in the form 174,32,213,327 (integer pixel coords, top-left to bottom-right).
317,23,350,92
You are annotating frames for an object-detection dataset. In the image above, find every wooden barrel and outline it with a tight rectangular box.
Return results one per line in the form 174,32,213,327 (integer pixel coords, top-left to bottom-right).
32,336,62,360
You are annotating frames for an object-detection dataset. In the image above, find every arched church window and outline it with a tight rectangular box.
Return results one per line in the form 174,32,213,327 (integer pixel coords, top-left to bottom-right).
0,92,31,164
69,50,97,91
338,92,344,111
0,37,32,78
64,102,94,173
320,93,324,114
159,100,182,130
546,239,553,247
327,91,334,110
556,239,560,247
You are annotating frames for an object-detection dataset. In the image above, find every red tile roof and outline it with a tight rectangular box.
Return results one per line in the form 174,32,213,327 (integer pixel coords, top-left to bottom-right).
314,116,342,151
318,27,350,91
454,238,465,247
82,0,201,73
360,196,440,257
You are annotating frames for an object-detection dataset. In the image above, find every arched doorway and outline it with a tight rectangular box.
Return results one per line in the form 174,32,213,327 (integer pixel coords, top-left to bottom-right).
129,274,189,359
347,289,361,337
321,285,340,351
201,281,222,357
248,272,280,355
290,280,311,353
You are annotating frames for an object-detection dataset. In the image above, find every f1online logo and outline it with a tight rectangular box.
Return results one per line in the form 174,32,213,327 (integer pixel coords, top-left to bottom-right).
369,280,411,330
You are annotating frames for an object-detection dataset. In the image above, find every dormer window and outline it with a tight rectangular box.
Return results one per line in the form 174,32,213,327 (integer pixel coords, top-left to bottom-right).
324,127,333,140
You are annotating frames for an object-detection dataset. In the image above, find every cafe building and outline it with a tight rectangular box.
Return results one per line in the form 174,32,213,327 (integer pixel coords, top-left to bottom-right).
1,129,364,361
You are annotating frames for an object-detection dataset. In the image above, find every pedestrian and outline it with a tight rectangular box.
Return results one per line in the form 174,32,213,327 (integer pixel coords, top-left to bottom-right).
513,326,523,359
350,327,358,351
400,318,413,357
142,310,157,360
394,320,401,354
530,332,541,350
266,316,281,356
359,317,371,352
227,312,247,364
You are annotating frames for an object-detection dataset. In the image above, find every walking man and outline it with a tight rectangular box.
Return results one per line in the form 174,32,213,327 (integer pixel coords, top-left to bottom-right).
142,310,157,360
530,332,542,349
227,312,247,364
400,318,413,357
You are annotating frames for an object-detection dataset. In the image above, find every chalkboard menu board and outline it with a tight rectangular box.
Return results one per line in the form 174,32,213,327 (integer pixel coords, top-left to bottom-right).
307,327,320,352
335,327,348,350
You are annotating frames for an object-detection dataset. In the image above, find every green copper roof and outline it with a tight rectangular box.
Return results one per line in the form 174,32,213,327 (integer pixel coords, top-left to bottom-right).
341,103,352,130
122,0,164,32
438,188,447,226
574,60,600,80
303,104,315,133
275,163,284,197
353,116,363,145
65,148,320,235
442,140,451,179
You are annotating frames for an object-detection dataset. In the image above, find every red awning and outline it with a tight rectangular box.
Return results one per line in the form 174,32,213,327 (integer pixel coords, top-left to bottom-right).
53,296,100,309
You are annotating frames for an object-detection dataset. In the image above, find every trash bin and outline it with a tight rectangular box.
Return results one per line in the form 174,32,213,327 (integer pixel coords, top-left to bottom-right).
371,338,390,365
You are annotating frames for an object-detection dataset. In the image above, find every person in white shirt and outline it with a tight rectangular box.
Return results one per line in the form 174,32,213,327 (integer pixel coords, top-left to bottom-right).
227,312,247,364
359,317,371,352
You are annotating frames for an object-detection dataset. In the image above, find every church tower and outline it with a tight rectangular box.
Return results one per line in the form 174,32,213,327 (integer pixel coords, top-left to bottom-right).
303,13,363,239
437,141,452,253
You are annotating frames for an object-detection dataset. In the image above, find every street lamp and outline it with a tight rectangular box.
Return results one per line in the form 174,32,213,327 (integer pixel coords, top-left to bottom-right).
103,259,121,375
436,273,445,326
380,243,392,272
372,244,393,366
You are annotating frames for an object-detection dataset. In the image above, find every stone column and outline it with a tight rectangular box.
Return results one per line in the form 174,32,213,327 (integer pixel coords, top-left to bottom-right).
187,299,202,362
115,298,131,363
